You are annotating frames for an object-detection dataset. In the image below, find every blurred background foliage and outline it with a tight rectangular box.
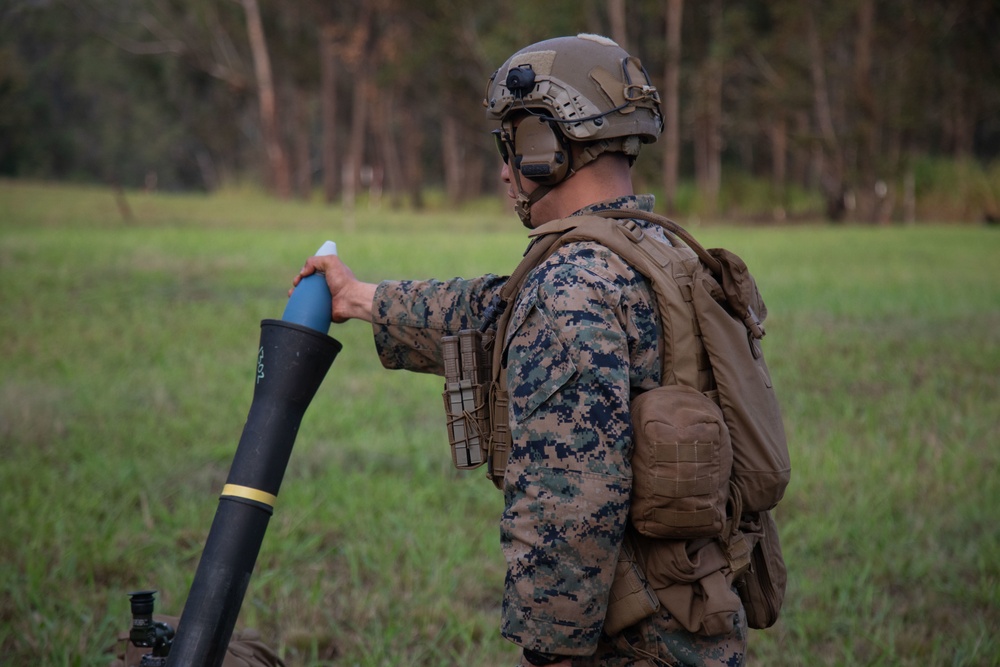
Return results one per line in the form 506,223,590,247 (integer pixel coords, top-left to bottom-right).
1,0,998,223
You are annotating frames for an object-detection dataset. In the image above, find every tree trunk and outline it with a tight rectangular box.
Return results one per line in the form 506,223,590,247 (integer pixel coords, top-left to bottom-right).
343,70,369,213
769,115,787,203
342,7,373,215
693,0,722,216
662,0,683,215
290,84,312,200
947,88,977,158
707,3,722,207
607,0,627,48
903,165,916,224
441,112,464,205
790,110,812,190
319,22,340,203
240,0,291,199
373,87,404,207
854,0,878,222
400,108,424,210
807,5,845,221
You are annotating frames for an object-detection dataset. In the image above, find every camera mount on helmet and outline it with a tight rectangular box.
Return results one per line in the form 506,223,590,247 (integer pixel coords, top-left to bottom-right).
506,65,536,99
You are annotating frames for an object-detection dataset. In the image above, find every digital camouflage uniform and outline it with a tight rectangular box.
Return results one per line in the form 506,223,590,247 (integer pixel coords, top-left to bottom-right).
372,194,746,666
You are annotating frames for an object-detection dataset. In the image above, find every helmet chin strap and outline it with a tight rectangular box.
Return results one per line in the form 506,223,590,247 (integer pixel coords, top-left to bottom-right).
514,184,553,229
510,167,554,229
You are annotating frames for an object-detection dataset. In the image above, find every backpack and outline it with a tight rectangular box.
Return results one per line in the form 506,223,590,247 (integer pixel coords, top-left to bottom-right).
477,208,790,631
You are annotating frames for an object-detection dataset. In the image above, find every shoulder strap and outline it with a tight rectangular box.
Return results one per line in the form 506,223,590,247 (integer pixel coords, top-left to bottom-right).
489,213,711,391
592,209,767,339
551,215,707,389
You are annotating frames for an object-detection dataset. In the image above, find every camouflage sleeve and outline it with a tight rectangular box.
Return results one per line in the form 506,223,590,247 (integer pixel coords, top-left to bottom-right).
371,274,507,375
499,243,654,657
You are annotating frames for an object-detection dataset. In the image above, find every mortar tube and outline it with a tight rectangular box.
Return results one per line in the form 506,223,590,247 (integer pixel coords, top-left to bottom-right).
166,247,341,666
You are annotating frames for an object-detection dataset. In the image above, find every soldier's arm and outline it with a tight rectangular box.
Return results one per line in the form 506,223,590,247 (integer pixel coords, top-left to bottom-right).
371,275,507,375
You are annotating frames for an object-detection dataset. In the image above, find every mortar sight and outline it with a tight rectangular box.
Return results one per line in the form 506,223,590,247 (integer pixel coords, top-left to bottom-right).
128,590,174,659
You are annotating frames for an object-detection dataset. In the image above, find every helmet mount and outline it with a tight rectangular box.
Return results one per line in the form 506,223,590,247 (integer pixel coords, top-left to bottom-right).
506,65,536,98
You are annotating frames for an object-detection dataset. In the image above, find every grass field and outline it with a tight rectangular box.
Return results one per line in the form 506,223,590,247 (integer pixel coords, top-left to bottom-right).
1,180,998,666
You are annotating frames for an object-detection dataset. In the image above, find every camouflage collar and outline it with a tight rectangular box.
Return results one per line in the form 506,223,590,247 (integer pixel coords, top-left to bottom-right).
571,194,655,217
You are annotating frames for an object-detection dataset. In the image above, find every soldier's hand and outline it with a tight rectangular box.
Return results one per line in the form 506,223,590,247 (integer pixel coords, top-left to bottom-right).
292,254,376,323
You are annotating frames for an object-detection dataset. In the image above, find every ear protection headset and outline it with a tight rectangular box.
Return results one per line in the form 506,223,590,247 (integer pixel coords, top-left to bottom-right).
511,115,571,186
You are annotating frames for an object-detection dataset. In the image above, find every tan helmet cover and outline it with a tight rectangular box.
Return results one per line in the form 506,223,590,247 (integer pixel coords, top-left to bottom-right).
484,34,662,148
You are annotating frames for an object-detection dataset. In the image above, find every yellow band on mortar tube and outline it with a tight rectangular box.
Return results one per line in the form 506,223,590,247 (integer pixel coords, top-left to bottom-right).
221,484,277,508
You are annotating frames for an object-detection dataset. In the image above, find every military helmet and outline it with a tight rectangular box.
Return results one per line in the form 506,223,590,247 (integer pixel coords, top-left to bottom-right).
484,34,662,151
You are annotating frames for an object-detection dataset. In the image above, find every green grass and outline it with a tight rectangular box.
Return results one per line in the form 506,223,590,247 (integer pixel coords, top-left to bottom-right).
1,180,998,666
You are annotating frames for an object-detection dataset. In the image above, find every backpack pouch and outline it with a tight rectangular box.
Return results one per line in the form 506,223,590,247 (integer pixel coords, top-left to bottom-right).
735,510,787,629
630,384,733,539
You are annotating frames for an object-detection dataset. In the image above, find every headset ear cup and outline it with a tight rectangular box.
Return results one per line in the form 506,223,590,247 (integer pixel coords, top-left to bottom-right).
513,116,570,185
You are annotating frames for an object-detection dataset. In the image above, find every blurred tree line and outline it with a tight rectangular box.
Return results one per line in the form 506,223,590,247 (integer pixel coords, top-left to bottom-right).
1,0,998,222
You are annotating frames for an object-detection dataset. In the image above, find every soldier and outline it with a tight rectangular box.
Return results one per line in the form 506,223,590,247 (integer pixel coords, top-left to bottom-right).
294,34,747,666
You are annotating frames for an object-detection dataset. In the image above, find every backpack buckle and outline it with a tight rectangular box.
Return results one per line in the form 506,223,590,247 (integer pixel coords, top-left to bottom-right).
745,306,765,340
621,219,645,243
